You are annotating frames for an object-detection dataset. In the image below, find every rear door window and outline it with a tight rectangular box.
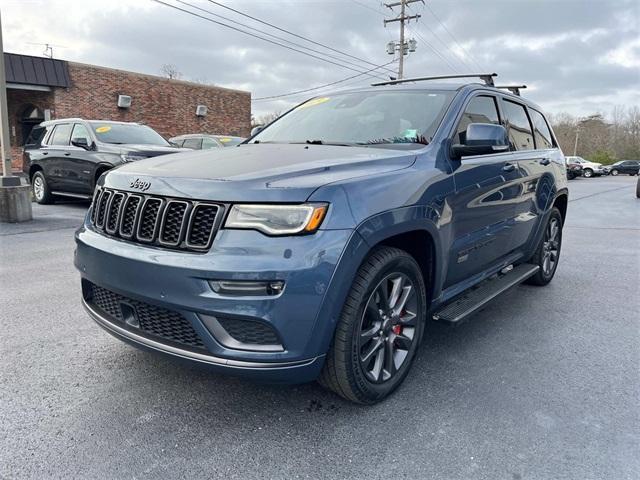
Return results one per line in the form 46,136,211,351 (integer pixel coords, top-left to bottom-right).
201,137,221,149
182,138,202,149
455,95,500,143
501,100,534,151
529,109,554,149
49,123,73,146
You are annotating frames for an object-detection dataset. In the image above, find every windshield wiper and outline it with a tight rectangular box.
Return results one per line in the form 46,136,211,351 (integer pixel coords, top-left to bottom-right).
357,135,430,146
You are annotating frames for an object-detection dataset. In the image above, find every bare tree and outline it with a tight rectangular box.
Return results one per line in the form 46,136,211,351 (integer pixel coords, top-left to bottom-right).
254,111,281,126
550,106,640,163
160,64,182,80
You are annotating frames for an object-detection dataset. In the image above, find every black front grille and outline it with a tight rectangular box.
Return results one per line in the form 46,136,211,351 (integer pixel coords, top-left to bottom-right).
90,188,223,252
85,281,207,351
217,317,280,346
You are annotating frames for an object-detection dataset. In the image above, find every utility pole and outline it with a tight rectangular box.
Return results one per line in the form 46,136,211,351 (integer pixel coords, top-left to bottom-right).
384,0,422,79
0,10,33,222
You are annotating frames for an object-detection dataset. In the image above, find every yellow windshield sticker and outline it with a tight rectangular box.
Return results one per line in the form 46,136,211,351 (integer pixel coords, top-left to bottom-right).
298,97,330,109
219,137,231,143
95,126,111,133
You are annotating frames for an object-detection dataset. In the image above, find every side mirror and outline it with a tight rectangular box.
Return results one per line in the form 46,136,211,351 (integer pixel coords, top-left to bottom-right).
71,137,90,150
250,125,264,137
451,123,509,159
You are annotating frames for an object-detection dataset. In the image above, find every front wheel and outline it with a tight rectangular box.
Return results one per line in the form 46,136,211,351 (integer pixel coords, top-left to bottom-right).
583,168,594,178
610,169,619,176
319,247,427,404
526,207,563,286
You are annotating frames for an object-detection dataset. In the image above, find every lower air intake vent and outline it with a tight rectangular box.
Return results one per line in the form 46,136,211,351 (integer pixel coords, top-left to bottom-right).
85,281,207,352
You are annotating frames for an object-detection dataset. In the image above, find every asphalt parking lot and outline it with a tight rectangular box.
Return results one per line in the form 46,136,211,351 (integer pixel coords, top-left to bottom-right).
1,175,638,480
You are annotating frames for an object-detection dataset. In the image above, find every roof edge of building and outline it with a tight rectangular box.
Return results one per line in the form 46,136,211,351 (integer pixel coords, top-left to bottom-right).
65,60,251,96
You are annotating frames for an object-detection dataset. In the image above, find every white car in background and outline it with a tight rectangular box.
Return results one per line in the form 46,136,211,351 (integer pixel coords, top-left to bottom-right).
564,156,609,178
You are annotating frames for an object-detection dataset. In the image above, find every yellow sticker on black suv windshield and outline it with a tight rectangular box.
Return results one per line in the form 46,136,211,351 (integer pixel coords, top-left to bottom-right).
219,137,231,143
95,126,111,133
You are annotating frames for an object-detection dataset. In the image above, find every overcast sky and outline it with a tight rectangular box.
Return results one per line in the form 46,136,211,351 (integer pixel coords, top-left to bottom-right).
3,0,639,119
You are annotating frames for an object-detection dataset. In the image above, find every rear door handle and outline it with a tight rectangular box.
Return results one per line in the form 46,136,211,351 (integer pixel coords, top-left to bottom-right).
539,158,550,166
64,153,71,156
502,163,515,172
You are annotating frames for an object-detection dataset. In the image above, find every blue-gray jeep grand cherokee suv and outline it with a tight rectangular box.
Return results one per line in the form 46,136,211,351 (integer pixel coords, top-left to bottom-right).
75,74,567,404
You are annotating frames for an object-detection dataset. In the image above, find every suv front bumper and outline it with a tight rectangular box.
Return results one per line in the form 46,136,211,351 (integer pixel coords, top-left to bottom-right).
75,222,356,383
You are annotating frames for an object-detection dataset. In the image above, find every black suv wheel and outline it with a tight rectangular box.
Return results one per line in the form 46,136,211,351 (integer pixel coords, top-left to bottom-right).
526,207,563,286
319,246,426,404
32,171,54,204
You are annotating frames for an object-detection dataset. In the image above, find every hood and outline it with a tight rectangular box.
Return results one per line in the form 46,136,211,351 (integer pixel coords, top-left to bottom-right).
118,144,190,157
103,143,417,202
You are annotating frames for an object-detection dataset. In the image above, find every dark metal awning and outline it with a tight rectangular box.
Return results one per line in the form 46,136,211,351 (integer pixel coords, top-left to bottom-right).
4,53,70,89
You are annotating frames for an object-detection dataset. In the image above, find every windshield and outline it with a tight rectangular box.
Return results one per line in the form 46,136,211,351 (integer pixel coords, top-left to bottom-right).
89,122,169,146
251,90,453,146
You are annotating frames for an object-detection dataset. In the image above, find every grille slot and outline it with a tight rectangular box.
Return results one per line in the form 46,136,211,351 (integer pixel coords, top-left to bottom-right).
85,282,207,351
90,188,222,252
119,195,142,238
159,201,189,246
105,192,125,234
136,198,163,242
186,204,219,249
217,317,281,346
95,190,111,228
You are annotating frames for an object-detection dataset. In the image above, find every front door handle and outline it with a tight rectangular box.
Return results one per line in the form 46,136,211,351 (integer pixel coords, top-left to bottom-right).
64,152,71,156
539,158,550,166
502,163,515,172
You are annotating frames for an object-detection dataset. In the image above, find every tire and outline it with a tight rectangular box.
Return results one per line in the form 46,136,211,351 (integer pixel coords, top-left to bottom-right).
319,246,427,404
583,168,594,178
526,207,563,286
31,171,54,204
611,169,619,176
636,178,640,198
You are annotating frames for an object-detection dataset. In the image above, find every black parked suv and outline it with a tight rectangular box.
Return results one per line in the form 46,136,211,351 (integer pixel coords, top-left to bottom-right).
608,160,640,176
23,119,186,204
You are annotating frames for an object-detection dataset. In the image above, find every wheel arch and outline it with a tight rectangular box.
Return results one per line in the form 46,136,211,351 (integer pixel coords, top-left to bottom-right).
93,163,113,188
28,163,43,180
553,191,568,225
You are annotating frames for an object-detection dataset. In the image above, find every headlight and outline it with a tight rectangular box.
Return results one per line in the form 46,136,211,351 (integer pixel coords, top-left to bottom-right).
224,203,328,235
120,153,147,162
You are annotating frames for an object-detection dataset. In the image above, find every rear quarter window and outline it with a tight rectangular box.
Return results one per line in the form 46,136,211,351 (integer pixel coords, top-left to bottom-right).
501,100,534,151
529,109,555,149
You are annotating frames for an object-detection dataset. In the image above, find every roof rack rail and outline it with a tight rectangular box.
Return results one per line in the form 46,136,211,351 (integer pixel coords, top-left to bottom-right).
371,73,498,87
495,85,527,96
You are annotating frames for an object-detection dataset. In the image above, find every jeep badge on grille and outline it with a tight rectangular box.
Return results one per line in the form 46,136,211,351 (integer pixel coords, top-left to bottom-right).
130,178,151,192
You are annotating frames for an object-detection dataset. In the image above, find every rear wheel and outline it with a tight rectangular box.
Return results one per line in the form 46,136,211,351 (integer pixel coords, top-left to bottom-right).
526,207,563,286
319,246,427,404
32,171,54,204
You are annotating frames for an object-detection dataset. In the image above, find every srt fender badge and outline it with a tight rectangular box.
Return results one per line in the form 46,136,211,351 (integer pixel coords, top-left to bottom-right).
130,178,151,192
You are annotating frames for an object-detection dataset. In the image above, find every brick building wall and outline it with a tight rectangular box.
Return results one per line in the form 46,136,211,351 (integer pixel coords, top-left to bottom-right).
6,61,251,170
56,62,251,140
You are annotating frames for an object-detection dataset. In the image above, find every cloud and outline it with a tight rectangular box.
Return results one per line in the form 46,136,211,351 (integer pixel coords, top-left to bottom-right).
3,0,639,118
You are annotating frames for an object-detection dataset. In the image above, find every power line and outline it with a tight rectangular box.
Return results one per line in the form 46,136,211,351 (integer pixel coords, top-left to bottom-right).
348,0,388,17
405,2,472,71
424,3,485,71
252,60,397,101
405,24,460,73
152,0,389,80
205,0,398,77
173,0,388,80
